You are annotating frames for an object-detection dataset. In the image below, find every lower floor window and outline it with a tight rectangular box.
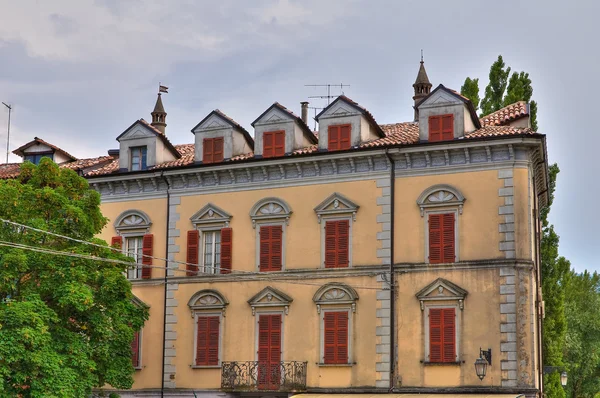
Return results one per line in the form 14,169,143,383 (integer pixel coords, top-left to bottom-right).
131,330,141,368
429,307,456,363
125,236,143,279
196,316,220,366
323,311,349,364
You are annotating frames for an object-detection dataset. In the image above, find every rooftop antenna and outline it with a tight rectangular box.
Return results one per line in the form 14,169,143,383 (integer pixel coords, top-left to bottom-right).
307,106,323,130
305,83,350,105
2,102,12,164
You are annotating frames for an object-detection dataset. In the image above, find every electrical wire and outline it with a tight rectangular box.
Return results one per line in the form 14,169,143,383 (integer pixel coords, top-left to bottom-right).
0,219,389,291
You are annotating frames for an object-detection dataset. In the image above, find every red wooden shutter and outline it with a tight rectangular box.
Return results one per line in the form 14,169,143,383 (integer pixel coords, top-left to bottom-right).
441,114,454,140
131,331,140,368
263,132,274,158
442,308,456,362
196,316,220,366
429,116,442,142
259,226,282,272
328,125,339,150
111,236,122,250
258,314,281,389
274,131,285,156
186,230,199,276
428,214,442,263
203,138,214,163
429,308,442,362
213,137,224,162
325,220,349,268
323,312,349,364
339,125,351,150
442,213,455,263
220,227,232,274
141,234,153,279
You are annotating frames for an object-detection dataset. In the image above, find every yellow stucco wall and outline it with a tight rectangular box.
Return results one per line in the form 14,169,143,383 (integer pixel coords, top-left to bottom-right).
514,167,532,260
174,276,377,389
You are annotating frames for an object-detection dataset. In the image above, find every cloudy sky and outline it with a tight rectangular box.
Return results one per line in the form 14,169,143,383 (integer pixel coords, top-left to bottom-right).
0,0,597,271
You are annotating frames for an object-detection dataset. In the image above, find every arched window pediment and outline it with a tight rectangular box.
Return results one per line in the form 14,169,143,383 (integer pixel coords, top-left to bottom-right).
114,210,152,233
416,184,466,217
131,295,150,309
249,197,292,228
188,289,229,315
313,282,359,313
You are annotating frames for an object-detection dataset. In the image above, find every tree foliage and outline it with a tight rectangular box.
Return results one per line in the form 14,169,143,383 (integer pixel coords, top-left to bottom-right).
0,159,148,398
461,55,538,130
564,270,600,398
460,77,480,112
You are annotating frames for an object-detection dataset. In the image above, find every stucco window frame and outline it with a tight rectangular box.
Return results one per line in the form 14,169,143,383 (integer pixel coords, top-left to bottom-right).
188,290,229,369
422,303,461,365
122,235,144,280
197,227,223,275
319,216,354,269
115,209,152,281
318,307,354,367
250,198,292,272
423,208,460,264
190,204,232,274
253,310,286,364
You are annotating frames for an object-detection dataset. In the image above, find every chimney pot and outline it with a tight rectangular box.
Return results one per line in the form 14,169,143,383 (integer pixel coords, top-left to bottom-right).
301,101,309,125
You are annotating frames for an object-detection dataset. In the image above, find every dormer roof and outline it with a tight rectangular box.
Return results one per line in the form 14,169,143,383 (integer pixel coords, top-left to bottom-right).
192,109,254,150
251,102,317,144
480,101,529,127
116,119,181,159
415,84,481,129
13,137,78,162
315,95,385,138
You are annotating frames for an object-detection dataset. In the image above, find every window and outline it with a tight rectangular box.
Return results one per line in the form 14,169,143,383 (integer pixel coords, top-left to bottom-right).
428,213,455,264
187,227,232,276
324,220,349,268
259,225,282,272
203,231,221,273
328,124,351,151
188,290,229,368
125,236,144,279
24,153,53,165
416,278,466,364
196,316,220,366
263,131,285,158
428,307,456,363
428,114,454,142
323,311,349,364
203,137,224,163
131,330,141,369
130,146,147,171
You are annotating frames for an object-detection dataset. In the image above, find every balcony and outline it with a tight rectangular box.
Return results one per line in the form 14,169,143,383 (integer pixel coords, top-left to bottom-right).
221,361,308,392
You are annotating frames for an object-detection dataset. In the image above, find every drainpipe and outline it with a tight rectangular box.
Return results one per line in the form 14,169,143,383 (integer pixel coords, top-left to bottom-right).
160,172,171,398
533,174,544,392
384,149,396,390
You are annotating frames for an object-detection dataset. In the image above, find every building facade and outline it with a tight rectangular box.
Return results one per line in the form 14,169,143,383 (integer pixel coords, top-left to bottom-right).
5,62,548,398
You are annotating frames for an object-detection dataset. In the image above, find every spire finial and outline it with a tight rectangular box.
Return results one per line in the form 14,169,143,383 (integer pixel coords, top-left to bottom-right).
421,49,423,63
151,84,168,134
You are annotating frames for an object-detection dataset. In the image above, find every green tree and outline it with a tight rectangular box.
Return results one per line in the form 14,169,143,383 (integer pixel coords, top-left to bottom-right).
0,159,148,397
504,71,538,130
460,77,480,112
564,270,600,398
480,55,511,116
541,164,569,398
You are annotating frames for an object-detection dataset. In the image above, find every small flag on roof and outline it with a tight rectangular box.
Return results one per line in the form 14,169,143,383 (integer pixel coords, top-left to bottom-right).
159,84,169,93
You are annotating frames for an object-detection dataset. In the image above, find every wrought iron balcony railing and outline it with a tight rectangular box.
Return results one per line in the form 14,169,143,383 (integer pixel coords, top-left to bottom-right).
221,361,308,391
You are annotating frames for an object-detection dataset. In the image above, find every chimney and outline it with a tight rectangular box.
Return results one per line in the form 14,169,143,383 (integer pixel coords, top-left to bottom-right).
301,101,309,125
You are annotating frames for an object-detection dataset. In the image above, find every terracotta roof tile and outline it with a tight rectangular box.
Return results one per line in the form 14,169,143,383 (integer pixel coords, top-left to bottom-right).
464,125,536,138
61,156,114,171
0,163,22,179
480,101,528,127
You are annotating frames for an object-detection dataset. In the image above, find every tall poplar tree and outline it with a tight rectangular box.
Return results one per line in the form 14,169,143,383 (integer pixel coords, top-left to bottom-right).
460,77,480,112
0,159,148,397
479,55,511,116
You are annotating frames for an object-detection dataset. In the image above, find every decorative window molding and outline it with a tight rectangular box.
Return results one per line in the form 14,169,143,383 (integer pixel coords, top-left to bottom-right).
416,184,466,217
114,210,152,233
313,282,359,314
188,289,229,316
191,203,232,227
415,278,468,311
131,295,150,309
249,197,292,228
247,286,293,316
314,192,359,223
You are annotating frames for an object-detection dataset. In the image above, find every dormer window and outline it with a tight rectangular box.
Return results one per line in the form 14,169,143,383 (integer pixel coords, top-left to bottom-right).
130,146,147,171
203,137,224,164
428,114,454,142
327,124,351,151
24,153,53,165
262,131,285,158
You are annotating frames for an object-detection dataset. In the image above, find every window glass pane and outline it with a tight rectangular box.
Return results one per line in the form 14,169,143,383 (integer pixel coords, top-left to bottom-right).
204,233,213,273
214,232,221,269
125,236,143,279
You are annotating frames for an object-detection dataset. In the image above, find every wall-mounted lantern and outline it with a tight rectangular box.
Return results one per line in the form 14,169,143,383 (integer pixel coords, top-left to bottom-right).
474,348,492,381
